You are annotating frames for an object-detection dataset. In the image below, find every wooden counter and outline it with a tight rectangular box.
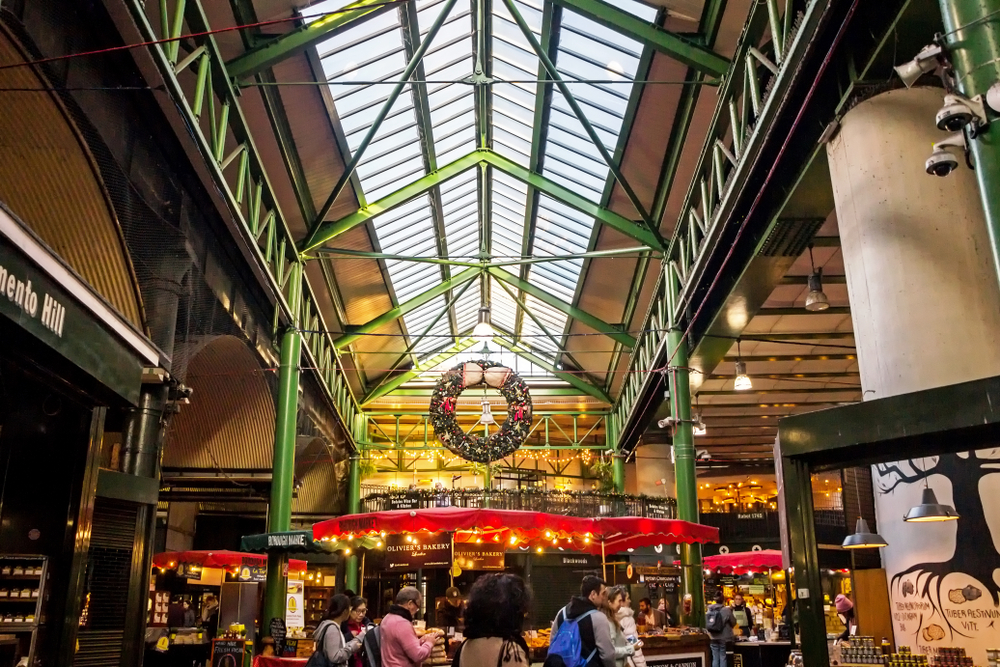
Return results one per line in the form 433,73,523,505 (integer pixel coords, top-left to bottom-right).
640,633,710,667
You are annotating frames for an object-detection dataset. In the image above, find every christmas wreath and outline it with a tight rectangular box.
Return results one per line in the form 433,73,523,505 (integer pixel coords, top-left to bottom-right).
429,360,533,463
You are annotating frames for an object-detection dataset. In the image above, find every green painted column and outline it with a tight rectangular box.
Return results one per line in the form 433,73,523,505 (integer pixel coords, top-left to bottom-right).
344,453,361,592
483,464,493,507
938,0,1000,283
667,327,704,626
264,263,304,630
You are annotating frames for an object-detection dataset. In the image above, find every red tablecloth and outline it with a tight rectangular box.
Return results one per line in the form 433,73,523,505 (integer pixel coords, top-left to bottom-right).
254,656,308,667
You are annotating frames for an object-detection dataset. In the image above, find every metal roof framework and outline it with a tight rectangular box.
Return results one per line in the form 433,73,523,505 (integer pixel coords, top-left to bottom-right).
223,0,731,405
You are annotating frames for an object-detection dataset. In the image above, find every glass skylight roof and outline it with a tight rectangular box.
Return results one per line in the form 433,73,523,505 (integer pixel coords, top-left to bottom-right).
311,0,658,382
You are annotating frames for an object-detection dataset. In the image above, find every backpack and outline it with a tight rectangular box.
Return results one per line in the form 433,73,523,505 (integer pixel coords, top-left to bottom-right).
361,625,382,667
543,607,599,667
705,605,725,633
305,623,335,667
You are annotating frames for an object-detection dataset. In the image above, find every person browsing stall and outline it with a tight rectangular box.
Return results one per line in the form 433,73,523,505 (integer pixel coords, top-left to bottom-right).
380,587,443,667
706,592,737,667
314,594,367,667
545,575,616,667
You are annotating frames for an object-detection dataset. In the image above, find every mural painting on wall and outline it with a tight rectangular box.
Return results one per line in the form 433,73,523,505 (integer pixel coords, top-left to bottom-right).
873,450,1000,665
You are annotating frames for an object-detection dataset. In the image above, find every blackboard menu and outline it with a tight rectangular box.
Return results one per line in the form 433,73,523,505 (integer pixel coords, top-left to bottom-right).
211,639,246,667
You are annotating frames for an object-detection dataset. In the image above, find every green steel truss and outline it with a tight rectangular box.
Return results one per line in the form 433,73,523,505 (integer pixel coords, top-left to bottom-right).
128,0,813,455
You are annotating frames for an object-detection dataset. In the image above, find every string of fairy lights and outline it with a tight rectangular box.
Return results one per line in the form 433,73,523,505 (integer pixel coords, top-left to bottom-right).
365,447,597,466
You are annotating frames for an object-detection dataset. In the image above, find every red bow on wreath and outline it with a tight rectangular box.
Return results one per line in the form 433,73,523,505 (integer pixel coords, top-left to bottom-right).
513,405,525,420
442,397,456,415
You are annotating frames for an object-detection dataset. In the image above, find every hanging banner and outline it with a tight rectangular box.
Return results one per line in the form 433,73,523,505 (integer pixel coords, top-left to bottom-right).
454,543,505,571
286,581,305,629
385,533,452,570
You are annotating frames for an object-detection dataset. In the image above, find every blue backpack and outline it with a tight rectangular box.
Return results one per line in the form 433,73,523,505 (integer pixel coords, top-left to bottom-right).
544,607,599,667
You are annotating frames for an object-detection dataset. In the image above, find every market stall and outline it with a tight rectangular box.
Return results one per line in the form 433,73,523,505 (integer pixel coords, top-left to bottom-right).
146,551,309,666
313,506,719,665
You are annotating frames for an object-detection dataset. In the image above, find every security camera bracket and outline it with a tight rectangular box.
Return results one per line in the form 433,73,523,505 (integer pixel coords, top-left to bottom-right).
941,92,987,135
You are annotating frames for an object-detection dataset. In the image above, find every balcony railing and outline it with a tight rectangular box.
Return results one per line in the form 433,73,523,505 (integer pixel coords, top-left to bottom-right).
360,486,677,519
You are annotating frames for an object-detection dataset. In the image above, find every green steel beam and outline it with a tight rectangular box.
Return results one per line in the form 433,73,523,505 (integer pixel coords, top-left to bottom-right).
305,0,458,246
481,151,663,249
492,277,600,387
311,245,658,267
515,1,559,344
362,338,479,404
300,151,483,251
492,337,613,403
487,266,635,347
226,0,394,80
502,0,661,239
385,387,590,396
304,149,662,252
400,0,457,338
549,0,730,77
365,278,477,399
333,267,480,349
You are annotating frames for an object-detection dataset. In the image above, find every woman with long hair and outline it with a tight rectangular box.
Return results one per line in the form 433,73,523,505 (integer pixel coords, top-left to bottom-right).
605,586,640,667
340,596,370,667
609,586,647,667
309,594,365,667
454,574,531,667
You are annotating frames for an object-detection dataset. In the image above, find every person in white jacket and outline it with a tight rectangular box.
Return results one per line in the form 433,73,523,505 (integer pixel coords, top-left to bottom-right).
610,586,647,667
605,586,645,667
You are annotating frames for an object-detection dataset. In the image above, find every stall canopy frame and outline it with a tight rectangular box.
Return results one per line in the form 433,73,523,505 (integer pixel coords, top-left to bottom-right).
775,374,1000,667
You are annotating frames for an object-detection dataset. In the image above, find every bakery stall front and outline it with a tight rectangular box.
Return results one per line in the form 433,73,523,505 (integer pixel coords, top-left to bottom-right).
312,506,720,666
146,550,307,666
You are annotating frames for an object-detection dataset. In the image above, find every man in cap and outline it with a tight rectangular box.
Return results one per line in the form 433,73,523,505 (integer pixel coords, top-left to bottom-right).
435,586,465,631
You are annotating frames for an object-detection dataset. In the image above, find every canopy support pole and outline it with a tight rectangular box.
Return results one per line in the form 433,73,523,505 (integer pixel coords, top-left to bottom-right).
450,533,455,586
601,540,607,581
264,263,303,630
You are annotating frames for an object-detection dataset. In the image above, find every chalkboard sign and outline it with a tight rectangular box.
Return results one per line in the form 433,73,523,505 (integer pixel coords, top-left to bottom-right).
212,639,246,667
389,492,421,510
269,617,286,655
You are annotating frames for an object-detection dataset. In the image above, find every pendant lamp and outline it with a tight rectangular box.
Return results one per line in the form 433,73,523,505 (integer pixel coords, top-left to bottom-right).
904,487,959,522
804,245,830,312
480,399,495,425
842,517,888,549
472,306,494,343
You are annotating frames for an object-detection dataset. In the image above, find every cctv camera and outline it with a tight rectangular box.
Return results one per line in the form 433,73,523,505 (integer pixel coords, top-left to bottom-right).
936,93,985,132
697,450,711,461
926,147,959,176
657,417,677,429
925,131,966,177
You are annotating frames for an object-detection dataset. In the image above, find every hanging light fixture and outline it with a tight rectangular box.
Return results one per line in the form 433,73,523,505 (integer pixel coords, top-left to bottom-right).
472,306,494,343
804,245,830,312
904,486,959,522
842,517,888,549
480,399,495,425
734,340,752,390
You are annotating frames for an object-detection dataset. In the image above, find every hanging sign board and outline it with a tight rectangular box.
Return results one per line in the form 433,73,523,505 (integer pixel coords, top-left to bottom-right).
239,557,266,583
385,533,452,570
388,493,421,510
646,501,675,518
454,542,505,571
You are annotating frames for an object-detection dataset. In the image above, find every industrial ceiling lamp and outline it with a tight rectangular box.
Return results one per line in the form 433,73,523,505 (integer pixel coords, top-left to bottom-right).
480,398,495,425
904,484,959,522
804,245,830,312
842,517,888,549
472,306,494,344
734,340,752,391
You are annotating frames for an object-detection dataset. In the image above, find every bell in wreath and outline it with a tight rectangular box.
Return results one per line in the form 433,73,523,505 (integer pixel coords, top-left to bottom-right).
480,399,495,425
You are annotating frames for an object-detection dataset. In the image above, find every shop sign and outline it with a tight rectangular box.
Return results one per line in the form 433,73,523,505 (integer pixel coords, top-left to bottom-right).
646,501,674,518
0,206,154,404
749,585,766,595
562,556,590,565
238,557,266,583
212,639,246,667
646,652,704,667
385,532,452,570
389,492,421,510
286,581,305,629
641,574,681,593
721,576,736,587
454,543,504,570
737,513,765,520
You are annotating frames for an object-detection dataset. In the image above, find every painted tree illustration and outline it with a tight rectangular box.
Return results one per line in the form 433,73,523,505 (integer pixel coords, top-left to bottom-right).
874,449,1000,638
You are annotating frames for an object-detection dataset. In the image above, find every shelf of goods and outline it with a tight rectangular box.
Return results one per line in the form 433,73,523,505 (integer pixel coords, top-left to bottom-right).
0,555,48,667
305,587,333,624
526,627,710,665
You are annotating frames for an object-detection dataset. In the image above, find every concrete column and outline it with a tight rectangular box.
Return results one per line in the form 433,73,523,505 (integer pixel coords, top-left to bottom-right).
165,502,197,551
827,87,1000,664
634,444,675,497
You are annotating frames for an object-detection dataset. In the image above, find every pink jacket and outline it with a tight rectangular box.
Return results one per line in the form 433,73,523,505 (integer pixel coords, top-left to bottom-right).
380,610,436,667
